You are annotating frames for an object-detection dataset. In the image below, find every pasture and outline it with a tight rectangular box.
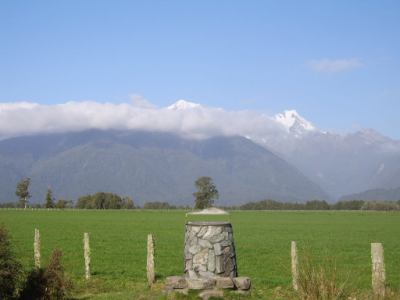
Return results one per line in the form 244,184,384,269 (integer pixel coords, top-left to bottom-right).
1,209,400,299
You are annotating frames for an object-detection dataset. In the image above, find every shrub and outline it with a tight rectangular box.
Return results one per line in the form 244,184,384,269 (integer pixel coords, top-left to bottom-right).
19,268,47,300
0,225,23,300
20,249,72,300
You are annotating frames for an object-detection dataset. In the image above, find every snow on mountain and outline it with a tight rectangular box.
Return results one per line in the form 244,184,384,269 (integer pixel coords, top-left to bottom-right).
274,110,316,135
352,128,392,144
167,99,202,110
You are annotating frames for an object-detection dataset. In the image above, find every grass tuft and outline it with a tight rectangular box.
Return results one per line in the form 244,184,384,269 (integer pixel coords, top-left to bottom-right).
297,251,349,300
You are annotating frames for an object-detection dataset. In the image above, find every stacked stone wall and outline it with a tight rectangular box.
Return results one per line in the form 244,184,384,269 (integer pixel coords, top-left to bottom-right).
184,222,237,279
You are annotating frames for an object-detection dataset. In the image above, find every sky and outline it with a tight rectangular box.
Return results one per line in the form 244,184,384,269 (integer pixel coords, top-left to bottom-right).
1,1,400,138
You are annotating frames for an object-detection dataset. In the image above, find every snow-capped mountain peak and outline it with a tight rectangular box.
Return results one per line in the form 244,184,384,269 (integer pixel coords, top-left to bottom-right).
275,110,316,134
167,99,202,110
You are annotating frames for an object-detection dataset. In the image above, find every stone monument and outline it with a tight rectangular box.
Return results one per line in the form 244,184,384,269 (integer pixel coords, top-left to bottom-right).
165,208,251,293
184,208,237,279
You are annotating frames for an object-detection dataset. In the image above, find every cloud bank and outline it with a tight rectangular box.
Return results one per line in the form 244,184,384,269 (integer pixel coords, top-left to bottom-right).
0,100,289,143
309,58,363,73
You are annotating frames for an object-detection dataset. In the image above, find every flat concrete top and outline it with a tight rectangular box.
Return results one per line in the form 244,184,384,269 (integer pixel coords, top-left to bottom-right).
186,221,231,226
186,207,229,215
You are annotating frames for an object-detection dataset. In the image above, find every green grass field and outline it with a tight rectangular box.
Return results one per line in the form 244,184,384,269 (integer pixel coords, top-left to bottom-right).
1,209,400,299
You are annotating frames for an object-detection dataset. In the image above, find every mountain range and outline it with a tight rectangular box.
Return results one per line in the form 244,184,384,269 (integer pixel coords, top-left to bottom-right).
0,100,399,204
0,129,328,205
262,114,400,199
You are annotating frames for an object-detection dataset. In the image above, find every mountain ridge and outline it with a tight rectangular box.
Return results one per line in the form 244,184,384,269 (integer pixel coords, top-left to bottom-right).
1,100,399,200
340,187,400,201
0,129,328,205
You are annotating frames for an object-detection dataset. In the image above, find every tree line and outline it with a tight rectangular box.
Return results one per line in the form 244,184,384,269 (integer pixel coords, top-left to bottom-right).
2,176,219,209
75,193,134,209
3,176,400,210
235,199,400,211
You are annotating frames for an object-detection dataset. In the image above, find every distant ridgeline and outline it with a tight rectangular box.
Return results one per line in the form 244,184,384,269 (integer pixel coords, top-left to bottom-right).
339,187,400,202
1,196,400,211
236,199,400,211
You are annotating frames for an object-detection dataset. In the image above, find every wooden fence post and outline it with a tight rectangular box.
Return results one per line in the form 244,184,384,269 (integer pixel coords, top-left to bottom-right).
34,228,40,268
371,242,385,297
147,234,155,285
291,241,299,291
84,232,91,279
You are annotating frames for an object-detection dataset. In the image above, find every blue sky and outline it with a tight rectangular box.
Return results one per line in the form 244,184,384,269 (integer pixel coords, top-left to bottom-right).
1,1,399,138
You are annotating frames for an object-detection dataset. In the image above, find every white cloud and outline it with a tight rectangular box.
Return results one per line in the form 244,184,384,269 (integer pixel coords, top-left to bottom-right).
129,94,157,109
309,58,363,73
0,100,289,143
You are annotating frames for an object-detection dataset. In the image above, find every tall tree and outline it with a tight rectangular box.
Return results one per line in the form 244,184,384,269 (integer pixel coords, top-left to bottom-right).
193,176,219,209
122,197,135,209
45,188,55,208
15,177,31,209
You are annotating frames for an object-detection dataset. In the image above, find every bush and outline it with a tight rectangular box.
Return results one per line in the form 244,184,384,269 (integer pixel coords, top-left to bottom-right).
20,249,71,300
44,250,71,299
0,225,23,300
19,268,47,300
361,201,400,211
